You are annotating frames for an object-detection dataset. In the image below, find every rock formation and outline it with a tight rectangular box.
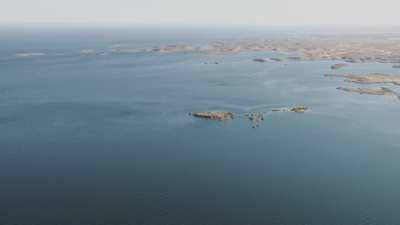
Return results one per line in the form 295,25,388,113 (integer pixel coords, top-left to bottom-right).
192,112,234,121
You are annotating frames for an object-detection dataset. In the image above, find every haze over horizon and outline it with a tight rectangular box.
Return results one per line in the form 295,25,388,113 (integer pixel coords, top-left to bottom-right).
1,0,400,26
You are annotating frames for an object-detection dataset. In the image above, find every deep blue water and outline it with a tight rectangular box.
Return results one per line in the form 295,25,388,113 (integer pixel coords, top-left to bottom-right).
1,28,400,225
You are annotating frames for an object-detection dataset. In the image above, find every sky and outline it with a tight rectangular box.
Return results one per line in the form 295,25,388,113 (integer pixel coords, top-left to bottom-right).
1,0,400,26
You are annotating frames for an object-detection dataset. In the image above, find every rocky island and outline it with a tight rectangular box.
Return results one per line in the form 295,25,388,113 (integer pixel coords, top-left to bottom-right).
192,106,308,128
272,106,309,113
337,87,400,99
192,112,234,121
325,73,400,85
325,73,400,100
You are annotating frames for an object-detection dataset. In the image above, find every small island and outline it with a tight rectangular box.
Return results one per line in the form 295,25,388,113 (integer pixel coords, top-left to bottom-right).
272,106,309,113
192,112,234,121
337,87,399,96
325,73,400,85
192,106,308,128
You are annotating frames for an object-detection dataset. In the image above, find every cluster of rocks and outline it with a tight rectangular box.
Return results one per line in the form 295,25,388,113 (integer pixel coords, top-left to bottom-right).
191,106,308,128
245,112,268,128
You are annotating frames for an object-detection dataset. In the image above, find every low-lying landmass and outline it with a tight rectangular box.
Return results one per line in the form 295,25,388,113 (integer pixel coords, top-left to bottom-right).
325,72,400,100
325,73,400,85
206,36,400,63
107,33,400,64
13,32,400,65
272,106,309,113
191,112,234,121
337,87,400,99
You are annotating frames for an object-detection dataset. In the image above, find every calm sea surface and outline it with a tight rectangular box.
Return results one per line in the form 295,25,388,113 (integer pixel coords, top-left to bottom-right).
1,27,400,225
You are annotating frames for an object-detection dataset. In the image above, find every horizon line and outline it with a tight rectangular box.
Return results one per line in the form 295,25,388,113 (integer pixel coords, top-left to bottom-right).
2,22,400,29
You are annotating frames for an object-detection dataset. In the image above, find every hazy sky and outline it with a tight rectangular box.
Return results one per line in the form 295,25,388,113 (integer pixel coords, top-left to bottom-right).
1,0,399,26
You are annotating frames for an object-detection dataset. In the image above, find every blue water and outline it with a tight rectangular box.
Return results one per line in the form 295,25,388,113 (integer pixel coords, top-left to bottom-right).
1,27,400,225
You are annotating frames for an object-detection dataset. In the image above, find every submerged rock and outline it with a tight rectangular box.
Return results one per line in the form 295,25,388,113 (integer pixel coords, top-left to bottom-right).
192,112,234,121
269,57,282,62
245,112,268,128
253,58,267,62
331,63,348,70
253,57,282,63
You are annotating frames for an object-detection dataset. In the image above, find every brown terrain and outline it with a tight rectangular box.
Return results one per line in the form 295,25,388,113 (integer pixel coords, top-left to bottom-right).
325,73,400,99
192,112,234,121
337,87,400,98
325,73,400,85
109,33,400,64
